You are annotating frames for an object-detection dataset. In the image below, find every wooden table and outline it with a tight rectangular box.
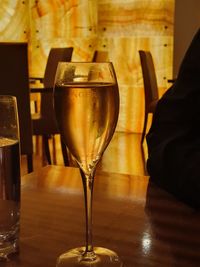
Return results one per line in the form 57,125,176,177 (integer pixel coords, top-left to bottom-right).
2,166,200,266
29,79,52,93
30,86,52,93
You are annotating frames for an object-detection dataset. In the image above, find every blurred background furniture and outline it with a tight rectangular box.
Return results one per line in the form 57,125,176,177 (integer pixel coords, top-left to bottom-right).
30,47,73,166
0,42,33,173
92,50,108,62
139,50,159,144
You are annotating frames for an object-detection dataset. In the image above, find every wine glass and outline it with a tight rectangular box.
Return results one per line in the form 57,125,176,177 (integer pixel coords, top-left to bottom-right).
53,62,123,267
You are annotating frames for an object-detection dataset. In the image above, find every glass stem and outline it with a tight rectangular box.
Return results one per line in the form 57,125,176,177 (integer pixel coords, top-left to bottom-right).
80,168,96,258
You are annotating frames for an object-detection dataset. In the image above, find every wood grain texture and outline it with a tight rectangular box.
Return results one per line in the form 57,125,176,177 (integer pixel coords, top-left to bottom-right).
2,165,199,266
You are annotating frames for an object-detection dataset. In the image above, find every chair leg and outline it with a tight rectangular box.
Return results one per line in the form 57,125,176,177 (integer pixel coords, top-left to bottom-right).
60,136,69,166
43,135,52,164
141,112,148,144
27,154,33,173
52,135,57,164
34,135,40,155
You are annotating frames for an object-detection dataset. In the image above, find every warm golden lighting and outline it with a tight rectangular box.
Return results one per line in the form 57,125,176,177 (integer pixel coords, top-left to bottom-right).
0,0,174,133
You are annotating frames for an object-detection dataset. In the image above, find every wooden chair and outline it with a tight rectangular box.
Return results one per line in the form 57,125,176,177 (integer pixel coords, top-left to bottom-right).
139,50,159,144
31,47,73,165
92,50,108,62
0,42,33,173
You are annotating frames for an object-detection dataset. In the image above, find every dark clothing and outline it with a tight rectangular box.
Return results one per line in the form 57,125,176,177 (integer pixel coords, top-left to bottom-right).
146,29,200,209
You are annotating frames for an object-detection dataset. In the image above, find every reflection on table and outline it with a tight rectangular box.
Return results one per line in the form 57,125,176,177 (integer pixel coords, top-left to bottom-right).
2,165,200,267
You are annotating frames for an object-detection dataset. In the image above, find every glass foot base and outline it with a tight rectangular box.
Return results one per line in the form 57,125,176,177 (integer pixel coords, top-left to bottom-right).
0,238,19,260
56,247,124,267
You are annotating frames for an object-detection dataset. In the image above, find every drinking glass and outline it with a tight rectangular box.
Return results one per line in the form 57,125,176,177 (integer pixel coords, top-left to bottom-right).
53,62,123,266
0,95,20,259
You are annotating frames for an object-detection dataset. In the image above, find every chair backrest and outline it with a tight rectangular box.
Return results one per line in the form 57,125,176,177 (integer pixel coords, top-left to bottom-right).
43,47,74,88
41,47,73,118
92,50,109,62
0,42,33,156
139,50,159,109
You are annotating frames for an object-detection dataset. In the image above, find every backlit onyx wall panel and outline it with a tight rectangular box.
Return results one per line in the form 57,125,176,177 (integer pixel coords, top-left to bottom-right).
0,0,174,133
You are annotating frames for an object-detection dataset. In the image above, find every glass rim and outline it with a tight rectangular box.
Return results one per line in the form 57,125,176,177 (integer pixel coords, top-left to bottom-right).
55,61,117,85
0,95,17,102
57,61,114,66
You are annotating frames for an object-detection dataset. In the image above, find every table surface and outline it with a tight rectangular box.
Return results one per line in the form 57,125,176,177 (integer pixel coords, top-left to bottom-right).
30,84,52,93
2,165,200,267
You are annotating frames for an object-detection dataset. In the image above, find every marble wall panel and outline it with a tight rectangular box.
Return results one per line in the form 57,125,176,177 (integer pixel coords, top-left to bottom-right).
0,0,29,41
97,0,174,36
106,35,173,131
0,0,174,133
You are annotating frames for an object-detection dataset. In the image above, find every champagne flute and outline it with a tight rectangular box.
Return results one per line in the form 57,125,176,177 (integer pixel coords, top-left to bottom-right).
53,62,123,266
